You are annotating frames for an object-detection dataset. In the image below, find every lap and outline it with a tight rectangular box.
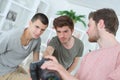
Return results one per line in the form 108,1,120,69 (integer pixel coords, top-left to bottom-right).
0,66,30,80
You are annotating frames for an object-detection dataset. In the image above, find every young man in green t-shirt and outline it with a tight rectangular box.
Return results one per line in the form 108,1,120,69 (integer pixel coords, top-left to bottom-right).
44,15,84,73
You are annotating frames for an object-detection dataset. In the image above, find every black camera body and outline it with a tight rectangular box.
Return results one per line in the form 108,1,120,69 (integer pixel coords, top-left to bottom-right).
30,58,61,80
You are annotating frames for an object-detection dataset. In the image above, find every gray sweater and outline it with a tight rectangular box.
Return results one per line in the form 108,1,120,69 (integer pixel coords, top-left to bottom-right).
0,28,41,76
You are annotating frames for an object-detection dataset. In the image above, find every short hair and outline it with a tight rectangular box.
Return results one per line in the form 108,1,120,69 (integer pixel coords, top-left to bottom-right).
53,15,74,30
31,13,49,25
89,8,119,36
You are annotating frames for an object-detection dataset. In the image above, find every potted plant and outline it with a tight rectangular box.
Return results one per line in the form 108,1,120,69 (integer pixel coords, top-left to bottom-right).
56,10,86,27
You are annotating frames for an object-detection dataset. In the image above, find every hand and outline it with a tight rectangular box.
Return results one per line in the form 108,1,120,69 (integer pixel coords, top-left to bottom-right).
43,55,58,63
41,55,60,71
41,55,76,80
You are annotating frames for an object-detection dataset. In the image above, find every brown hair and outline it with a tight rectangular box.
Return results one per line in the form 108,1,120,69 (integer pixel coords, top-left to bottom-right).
89,8,119,35
31,13,49,25
53,15,74,30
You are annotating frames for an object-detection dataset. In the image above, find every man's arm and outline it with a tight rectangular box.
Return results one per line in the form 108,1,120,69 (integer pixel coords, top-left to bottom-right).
107,53,120,80
41,55,79,80
33,52,39,61
67,57,80,73
108,65,120,80
0,33,9,54
43,46,55,57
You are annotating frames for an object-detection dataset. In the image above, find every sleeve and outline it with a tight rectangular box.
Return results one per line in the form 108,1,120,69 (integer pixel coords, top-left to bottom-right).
33,38,41,53
107,65,120,80
76,40,84,57
107,53,120,80
0,33,9,54
48,36,58,49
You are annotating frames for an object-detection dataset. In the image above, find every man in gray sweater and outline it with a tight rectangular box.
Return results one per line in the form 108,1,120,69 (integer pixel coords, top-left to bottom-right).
0,13,49,80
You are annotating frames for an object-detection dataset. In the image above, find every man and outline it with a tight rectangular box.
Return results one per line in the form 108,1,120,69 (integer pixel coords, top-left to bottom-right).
43,15,84,73
41,8,120,80
0,13,49,80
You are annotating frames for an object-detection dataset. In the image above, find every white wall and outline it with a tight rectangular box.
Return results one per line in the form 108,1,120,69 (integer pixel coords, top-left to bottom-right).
116,16,120,42
43,0,69,18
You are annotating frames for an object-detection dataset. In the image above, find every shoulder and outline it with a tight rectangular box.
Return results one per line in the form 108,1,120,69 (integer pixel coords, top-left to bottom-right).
48,36,61,46
73,36,84,46
49,36,59,43
73,36,82,42
0,30,14,39
51,36,58,40
8,27,25,37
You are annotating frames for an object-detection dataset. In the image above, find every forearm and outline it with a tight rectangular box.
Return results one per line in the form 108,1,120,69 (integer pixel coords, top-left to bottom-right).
61,72,78,80
43,50,52,57
68,57,80,73
33,52,39,61
67,64,77,73
43,46,54,57
57,65,78,80
0,43,7,54
41,56,79,80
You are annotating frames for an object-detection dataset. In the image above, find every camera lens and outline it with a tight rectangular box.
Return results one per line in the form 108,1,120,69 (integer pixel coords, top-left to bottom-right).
40,69,61,80
46,73,60,80
47,77,58,80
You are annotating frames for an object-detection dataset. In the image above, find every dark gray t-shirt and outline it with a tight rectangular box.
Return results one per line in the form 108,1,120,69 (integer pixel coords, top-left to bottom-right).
0,28,41,76
48,36,84,69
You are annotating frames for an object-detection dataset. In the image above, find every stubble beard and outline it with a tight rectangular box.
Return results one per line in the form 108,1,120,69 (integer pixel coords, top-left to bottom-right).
61,36,72,45
88,34,99,43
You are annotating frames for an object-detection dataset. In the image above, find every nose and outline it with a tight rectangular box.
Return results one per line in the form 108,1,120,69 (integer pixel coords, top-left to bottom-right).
59,33,65,38
36,29,42,35
86,28,89,34
86,30,88,34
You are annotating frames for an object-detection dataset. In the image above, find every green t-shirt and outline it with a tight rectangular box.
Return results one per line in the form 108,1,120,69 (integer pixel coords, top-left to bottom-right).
48,36,84,69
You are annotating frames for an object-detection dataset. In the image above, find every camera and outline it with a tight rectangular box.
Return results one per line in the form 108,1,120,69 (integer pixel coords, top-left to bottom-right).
30,58,61,80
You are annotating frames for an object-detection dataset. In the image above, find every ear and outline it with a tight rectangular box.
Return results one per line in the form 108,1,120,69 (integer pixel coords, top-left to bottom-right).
71,29,74,33
29,21,32,26
97,19,105,29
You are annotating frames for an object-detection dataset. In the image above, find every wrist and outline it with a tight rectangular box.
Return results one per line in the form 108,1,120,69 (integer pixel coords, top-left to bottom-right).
58,68,77,80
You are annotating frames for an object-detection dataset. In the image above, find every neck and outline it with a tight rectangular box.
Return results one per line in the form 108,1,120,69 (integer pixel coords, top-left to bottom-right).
97,33,118,48
24,29,31,40
21,28,32,46
63,36,74,49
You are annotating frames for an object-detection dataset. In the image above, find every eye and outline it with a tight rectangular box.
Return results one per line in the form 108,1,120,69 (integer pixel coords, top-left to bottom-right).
57,31,60,33
41,29,45,31
64,30,68,33
36,26,39,28
88,24,90,27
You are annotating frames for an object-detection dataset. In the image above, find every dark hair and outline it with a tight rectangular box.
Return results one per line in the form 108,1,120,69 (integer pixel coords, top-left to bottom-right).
53,15,74,30
31,13,49,25
88,12,94,20
89,8,119,36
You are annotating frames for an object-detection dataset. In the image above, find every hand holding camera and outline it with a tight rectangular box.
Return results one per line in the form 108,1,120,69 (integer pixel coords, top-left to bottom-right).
30,58,61,80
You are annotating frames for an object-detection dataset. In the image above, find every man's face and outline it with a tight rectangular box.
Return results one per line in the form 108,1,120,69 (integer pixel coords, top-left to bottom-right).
87,18,99,42
56,26,73,44
29,19,47,39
